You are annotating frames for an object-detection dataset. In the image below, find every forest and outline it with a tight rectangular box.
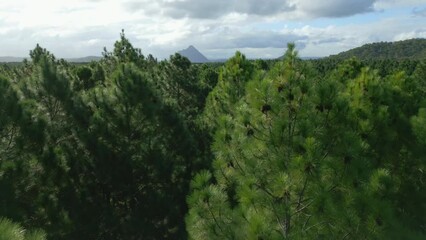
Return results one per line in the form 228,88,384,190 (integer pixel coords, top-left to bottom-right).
330,38,426,60
0,32,425,239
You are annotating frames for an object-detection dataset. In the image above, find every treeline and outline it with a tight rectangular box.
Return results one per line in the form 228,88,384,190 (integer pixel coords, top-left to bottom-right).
0,33,425,239
0,32,218,239
330,38,426,60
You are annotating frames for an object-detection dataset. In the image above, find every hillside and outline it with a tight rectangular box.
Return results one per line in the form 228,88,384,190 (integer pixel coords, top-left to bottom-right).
330,38,426,60
178,45,209,63
66,56,102,62
0,57,26,62
0,56,101,63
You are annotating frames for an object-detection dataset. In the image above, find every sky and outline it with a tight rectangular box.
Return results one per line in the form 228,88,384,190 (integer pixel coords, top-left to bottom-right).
0,0,425,59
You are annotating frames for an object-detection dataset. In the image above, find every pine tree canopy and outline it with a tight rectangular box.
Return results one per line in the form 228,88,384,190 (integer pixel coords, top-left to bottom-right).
0,34,424,239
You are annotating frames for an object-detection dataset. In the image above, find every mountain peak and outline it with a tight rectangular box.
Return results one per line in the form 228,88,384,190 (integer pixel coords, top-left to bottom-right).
178,45,209,63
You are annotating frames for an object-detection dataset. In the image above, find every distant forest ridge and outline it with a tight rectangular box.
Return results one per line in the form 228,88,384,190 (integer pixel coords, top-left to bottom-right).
329,38,426,60
0,56,102,63
1,38,425,63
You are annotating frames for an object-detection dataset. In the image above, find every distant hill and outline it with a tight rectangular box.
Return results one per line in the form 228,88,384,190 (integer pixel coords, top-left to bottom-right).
178,45,209,63
66,56,102,63
0,57,26,62
330,38,426,60
276,55,322,60
0,56,101,63
209,58,228,63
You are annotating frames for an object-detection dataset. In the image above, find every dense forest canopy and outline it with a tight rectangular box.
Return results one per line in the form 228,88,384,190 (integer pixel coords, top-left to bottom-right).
0,33,425,239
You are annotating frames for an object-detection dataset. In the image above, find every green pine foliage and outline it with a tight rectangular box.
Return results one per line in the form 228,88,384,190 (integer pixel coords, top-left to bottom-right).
0,32,209,239
187,44,426,239
0,218,45,240
0,33,425,239
203,51,257,132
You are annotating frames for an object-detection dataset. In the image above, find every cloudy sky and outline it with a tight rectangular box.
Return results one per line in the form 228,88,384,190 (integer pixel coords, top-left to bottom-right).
0,0,425,59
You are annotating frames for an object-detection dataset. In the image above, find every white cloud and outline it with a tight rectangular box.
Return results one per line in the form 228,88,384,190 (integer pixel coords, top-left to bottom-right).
122,0,381,20
394,29,426,41
0,0,424,59
124,0,295,19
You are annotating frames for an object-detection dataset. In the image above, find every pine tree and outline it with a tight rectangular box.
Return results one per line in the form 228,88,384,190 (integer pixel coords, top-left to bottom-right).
187,44,426,239
0,218,45,240
0,40,199,239
203,51,256,132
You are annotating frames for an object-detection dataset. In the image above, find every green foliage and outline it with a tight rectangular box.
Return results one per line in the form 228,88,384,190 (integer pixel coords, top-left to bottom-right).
187,43,426,239
196,64,219,105
0,37,205,239
29,44,55,64
1,35,425,240
330,38,426,60
102,30,146,71
203,51,256,131
0,218,45,240
74,66,94,90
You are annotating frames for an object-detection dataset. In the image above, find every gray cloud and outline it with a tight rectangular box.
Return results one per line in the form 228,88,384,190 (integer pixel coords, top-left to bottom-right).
124,0,295,18
222,32,307,49
297,0,376,18
124,0,377,19
0,25,123,58
0,0,422,60
311,37,344,45
127,21,309,59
